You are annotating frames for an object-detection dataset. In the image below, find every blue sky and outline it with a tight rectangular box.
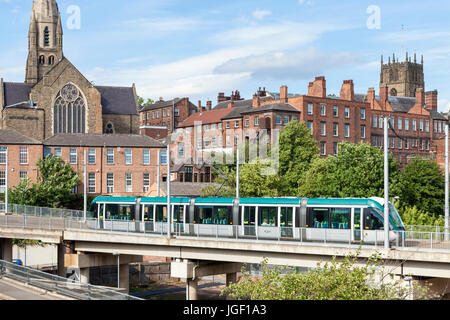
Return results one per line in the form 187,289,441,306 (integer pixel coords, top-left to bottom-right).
1,0,450,111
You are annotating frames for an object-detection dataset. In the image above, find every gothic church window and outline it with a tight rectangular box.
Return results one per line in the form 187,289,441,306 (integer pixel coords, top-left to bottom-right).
39,55,45,65
54,84,86,134
49,56,55,65
390,88,398,96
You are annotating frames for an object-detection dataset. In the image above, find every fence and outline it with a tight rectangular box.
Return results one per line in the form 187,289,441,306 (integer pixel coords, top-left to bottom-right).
0,260,143,300
1,203,450,252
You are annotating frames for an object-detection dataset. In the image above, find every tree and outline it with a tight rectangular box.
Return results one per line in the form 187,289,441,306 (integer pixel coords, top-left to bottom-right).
222,253,436,300
395,157,445,218
398,205,445,227
137,96,154,107
9,156,81,208
277,121,319,196
298,142,400,198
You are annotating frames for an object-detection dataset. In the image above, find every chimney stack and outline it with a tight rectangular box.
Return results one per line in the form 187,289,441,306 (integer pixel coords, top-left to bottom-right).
308,76,326,98
252,94,260,109
379,85,388,109
415,88,425,107
367,87,375,103
340,80,354,101
280,85,288,103
228,101,234,109
425,91,438,112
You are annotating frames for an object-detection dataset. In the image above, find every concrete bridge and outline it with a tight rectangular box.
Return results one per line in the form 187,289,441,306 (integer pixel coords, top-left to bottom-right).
1,214,450,299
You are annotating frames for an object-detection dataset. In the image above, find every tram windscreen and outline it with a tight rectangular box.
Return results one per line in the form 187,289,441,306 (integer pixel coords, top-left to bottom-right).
388,203,405,231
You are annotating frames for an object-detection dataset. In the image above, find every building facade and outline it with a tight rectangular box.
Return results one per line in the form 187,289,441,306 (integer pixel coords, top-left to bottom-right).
0,0,140,143
139,98,198,139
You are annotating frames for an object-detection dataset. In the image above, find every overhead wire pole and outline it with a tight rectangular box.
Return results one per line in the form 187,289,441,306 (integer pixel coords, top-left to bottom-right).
167,144,171,238
83,149,87,222
236,148,240,200
384,116,390,249
157,150,161,197
445,123,449,241
4,148,8,213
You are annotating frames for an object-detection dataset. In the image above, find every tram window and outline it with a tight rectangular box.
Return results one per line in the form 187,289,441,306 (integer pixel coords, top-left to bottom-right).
156,205,167,222
310,208,329,228
173,205,184,223
280,207,293,227
365,208,384,230
196,206,231,224
143,205,153,222
259,207,277,227
243,207,256,226
105,204,135,221
330,208,350,229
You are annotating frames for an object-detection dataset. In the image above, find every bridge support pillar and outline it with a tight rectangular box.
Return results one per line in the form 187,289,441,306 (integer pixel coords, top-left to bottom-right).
57,243,66,277
119,263,130,294
80,267,90,284
187,278,198,301
0,238,12,262
171,259,242,301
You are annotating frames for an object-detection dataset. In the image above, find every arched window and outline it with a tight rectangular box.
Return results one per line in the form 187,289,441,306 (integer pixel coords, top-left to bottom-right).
54,84,86,134
39,55,45,65
390,88,398,96
44,27,50,47
48,56,55,65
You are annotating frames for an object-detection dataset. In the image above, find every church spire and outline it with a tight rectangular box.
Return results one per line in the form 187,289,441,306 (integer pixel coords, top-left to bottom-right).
25,0,63,84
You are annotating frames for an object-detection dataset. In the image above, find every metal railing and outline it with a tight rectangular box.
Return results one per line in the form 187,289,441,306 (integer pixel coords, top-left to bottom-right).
1,203,450,252
0,202,93,220
0,260,143,300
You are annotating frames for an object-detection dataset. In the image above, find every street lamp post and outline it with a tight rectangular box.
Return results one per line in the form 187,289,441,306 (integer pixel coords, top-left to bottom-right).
384,116,390,249
445,124,449,241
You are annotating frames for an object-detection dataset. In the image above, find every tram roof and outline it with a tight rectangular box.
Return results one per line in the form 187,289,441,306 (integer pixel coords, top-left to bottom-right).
306,198,376,206
239,198,304,205
91,196,138,204
141,197,191,204
195,198,235,204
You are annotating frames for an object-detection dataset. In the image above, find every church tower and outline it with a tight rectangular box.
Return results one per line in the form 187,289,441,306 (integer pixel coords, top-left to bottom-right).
25,0,63,85
380,53,425,97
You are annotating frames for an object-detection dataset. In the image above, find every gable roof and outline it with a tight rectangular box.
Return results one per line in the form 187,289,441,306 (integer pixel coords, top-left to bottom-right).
44,133,165,148
3,82,32,107
0,130,41,145
95,86,138,115
140,98,184,112
240,103,300,115
179,107,235,127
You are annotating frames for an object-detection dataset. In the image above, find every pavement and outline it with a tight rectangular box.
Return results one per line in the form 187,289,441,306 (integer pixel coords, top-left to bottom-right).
0,278,66,300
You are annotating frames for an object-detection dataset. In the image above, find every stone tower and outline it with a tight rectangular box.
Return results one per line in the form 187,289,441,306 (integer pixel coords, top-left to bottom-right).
25,0,63,85
380,53,425,97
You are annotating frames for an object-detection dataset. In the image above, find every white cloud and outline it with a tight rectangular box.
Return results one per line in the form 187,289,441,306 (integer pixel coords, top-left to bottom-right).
252,10,271,20
214,48,360,80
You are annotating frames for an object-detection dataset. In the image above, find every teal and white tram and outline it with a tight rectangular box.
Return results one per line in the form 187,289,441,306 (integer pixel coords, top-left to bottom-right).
89,196,405,244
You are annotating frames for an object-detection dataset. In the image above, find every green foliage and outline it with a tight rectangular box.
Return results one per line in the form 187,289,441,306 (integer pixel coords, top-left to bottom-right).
277,121,319,196
137,96,154,107
298,142,400,198
395,157,445,217
222,253,436,300
8,157,81,209
12,239,44,248
398,205,445,227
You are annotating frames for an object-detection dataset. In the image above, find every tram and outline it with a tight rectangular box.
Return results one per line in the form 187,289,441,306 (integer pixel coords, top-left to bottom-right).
89,196,405,244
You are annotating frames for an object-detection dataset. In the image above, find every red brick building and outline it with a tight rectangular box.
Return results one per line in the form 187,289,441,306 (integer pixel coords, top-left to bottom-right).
0,131,167,197
140,98,198,139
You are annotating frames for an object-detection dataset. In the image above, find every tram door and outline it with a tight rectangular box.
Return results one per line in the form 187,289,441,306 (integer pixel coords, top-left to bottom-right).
98,203,105,229
242,206,256,236
352,208,362,242
280,207,294,238
173,205,185,233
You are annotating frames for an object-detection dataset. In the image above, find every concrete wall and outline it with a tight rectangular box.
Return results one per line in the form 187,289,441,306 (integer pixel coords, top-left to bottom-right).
13,244,57,268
